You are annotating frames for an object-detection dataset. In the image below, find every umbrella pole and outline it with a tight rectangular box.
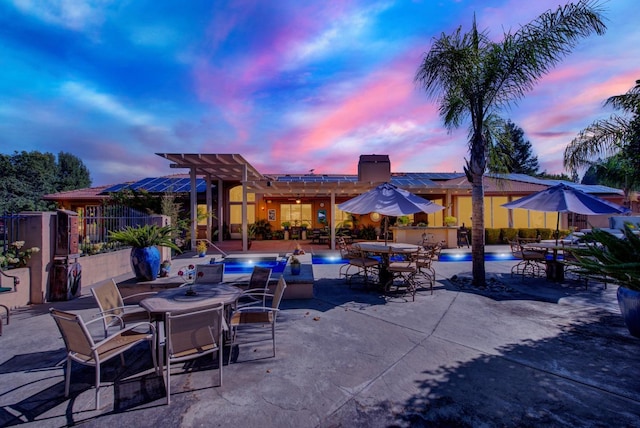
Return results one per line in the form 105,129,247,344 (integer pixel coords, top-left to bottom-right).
384,216,388,245
555,212,560,245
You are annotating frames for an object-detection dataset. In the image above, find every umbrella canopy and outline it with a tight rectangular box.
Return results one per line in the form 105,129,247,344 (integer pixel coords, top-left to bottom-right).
501,183,629,244
338,182,444,216
501,183,629,215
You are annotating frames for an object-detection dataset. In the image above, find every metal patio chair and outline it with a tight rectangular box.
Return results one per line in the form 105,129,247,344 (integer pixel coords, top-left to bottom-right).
163,304,225,404
228,275,287,364
50,308,157,409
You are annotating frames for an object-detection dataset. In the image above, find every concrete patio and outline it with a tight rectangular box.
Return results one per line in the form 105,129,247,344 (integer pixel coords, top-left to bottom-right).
1,248,639,427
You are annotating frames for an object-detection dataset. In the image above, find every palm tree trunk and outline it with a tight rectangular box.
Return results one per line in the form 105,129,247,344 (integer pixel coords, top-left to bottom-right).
469,132,487,287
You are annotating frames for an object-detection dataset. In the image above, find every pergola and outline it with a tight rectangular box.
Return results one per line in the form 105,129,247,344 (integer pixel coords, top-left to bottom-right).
156,153,394,251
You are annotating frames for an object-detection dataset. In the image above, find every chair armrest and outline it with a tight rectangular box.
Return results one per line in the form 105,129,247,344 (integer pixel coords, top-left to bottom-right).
93,305,142,317
241,288,271,296
123,292,158,302
87,313,124,328
93,322,156,348
234,306,279,314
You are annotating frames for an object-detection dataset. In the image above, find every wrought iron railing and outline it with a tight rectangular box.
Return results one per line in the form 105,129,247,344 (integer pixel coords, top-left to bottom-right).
78,205,155,254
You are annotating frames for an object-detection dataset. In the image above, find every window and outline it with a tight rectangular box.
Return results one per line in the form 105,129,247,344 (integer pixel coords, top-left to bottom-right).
280,204,312,226
229,186,255,230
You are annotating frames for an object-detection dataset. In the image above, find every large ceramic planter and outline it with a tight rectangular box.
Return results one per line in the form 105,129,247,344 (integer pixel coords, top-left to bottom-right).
617,286,640,338
131,246,161,281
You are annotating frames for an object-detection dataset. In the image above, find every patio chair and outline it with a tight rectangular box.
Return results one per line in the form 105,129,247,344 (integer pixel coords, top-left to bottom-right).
337,238,379,287
49,308,157,409
194,263,225,284
509,240,546,280
228,275,287,364
561,242,603,289
163,304,225,404
91,278,155,337
236,266,273,308
413,248,436,295
386,250,419,301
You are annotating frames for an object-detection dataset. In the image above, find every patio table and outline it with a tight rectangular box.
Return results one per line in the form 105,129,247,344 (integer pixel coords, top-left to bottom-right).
522,241,585,282
353,242,421,289
140,283,243,316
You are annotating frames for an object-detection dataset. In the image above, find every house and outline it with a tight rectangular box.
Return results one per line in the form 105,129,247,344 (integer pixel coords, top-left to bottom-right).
43,153,631,250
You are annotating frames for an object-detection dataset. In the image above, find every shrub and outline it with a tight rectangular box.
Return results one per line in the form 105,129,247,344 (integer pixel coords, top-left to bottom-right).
500,228,518,243
537,228,554,240
518,228,538,239
485,228,501,245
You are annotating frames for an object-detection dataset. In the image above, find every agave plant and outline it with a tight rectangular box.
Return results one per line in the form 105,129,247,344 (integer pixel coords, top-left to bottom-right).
567,224,640,291
108,224,182,252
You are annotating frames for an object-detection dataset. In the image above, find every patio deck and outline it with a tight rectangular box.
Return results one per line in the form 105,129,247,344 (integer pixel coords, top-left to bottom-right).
0,252,638,427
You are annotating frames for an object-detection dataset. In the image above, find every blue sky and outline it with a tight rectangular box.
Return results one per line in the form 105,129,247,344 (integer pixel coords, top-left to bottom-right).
1,0,638,186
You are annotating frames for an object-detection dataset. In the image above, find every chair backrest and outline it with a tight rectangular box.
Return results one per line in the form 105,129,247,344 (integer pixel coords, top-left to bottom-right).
50,308,94,357
91,278,125,319
249,266,272,290
271,276,287,312
414,248,433,269
195,264,224,284
165,305,224,360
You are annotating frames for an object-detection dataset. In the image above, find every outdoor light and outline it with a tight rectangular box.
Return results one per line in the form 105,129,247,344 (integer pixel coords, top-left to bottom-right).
296,198,301,204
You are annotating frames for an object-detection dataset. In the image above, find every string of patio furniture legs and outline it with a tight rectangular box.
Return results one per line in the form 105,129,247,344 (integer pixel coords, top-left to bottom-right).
509,239,547,281
353,242,422,295
337,237,380,287
385,248,420,301
560,242,592,289
413,246,438,294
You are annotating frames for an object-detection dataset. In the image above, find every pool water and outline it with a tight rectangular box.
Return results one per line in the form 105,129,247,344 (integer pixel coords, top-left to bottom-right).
216,256,288,274
313,253,519,263
219,252,522,274
438,252,517,262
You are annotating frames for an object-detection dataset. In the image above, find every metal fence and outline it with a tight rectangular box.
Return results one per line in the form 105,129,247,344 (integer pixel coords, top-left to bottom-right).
80,205,154,247
0,213,32,255
1,207,156,256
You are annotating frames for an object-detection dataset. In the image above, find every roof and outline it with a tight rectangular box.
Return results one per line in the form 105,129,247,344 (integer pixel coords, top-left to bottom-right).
42,184,116,201
102,177,208,194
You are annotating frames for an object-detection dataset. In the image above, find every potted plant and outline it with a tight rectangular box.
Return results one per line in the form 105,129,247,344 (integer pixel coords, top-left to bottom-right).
444,216,457,227
290,255,301,275
196,240,208,257
567,224,640,337
108,224,181,281
252,219,272,240
281,221,291,230
397,216,411,227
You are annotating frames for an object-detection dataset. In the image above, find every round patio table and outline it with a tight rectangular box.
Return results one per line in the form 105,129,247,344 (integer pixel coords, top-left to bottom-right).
353,242,421,289
140,283,243,315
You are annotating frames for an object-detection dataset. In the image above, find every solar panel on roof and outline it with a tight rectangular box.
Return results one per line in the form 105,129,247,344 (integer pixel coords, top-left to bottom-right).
101,177,209,194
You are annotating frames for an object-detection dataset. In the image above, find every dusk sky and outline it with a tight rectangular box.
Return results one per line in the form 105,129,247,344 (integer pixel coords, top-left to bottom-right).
1,0,638,187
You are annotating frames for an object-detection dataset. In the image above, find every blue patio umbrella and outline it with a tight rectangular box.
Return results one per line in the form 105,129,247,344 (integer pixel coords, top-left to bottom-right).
338,183,444,243
501,183,630,243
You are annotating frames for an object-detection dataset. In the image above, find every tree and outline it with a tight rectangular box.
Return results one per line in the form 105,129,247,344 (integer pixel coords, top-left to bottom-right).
564,80,640,206
57,151,91,191
488,120,540,175
0,151,92,213
415,1,606,286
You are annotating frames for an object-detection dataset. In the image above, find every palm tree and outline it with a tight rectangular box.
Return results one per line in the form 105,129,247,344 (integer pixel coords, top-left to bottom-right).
564,80,640,206
415,1,606,286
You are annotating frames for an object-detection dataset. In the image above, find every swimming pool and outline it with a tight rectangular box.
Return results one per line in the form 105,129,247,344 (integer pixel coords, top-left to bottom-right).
216,255,288,274
438,252,517,262
312,252,519,263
